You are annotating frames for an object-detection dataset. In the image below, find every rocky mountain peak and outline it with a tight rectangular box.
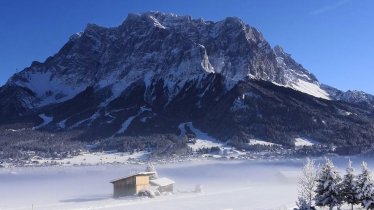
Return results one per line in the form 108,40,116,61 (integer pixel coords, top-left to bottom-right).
1,12,374,153
271,43,330,99
273,45,286,56
122,11,193,31
3,11,336,111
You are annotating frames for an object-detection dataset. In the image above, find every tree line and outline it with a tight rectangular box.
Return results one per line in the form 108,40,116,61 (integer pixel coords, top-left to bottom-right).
296,158,374,210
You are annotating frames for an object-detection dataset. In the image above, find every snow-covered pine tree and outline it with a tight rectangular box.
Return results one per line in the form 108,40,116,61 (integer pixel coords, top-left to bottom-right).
314,158,342,210
295,197,315,210
341,159,359,210
296,158,318,210
145,162,159,180
356,161,374,209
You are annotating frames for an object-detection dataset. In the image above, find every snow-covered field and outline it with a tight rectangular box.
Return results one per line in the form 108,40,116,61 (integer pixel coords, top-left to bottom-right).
294,138,317,147
0,157,370,210
29,151,150,166
179,122,225,151
248,139,280,146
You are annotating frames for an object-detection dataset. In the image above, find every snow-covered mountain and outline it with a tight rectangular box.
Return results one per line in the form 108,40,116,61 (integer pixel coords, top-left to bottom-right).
3,12,329,109
322,84,374,108
273,46,330,100
1,11,373,150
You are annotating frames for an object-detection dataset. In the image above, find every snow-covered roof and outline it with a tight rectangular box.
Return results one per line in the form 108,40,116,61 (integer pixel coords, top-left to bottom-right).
110,172,156,183
150,177,175,187
137,172,156,175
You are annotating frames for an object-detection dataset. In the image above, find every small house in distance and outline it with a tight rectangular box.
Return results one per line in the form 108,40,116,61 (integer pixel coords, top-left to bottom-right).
110,163,175,198
110,172,155,198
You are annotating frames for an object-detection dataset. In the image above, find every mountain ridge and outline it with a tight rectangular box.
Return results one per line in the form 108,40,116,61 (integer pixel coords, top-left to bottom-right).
0,11,373,156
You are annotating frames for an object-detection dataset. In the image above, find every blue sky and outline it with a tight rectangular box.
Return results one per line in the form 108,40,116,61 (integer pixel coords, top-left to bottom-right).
1,0,373,94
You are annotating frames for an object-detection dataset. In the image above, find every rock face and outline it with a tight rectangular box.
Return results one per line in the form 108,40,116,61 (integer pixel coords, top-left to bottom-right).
322,84,374,108
0,11,373,148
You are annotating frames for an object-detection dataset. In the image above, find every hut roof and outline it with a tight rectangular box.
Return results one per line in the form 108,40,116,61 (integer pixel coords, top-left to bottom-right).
110,172,156,183
150,177,175,187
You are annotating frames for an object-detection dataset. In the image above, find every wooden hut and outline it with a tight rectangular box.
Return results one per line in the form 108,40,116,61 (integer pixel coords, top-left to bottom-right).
150,177,175,193
110,172,155,198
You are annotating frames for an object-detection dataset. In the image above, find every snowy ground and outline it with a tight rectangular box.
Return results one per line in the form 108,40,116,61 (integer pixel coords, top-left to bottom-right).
291,79,331,100
294,138,317,147
29,151,150,166
248,139,280,146
0,157,371,210
178,122,226,151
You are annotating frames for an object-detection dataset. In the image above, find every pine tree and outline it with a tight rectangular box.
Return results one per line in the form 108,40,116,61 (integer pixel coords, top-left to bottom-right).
356,161,374,209
296,158,317,210
314,158,342,210
295,197,315,210
145,162,159,180
341,159,359,210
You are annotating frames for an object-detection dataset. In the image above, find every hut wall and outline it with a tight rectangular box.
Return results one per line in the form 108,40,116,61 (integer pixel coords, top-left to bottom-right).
135,175,150,193
113,176,136,198
159,184,174,193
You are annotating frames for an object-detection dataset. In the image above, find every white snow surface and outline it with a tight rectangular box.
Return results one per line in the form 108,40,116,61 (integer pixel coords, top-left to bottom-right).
290,79,331,100
114,107,150,136
15,71,86,108
248,139,279,146
115,115,137,135
149,15,167,29
33,114,53,129
150,177,175,187
294,138,317,147
31,151,149,166
2,157,370,210
272,79,331,100
0,160,301,210
179,122,224,151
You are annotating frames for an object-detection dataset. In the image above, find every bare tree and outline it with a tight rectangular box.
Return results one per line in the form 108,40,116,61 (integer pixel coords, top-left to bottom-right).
296,158,318,210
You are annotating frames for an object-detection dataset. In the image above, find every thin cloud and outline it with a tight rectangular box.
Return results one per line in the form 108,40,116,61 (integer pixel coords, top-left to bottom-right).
310,0,351,15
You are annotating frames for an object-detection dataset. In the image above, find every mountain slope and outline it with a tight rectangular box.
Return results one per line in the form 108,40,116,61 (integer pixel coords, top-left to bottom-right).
2,12,327,114
322,84,374,108
0,11,373,152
